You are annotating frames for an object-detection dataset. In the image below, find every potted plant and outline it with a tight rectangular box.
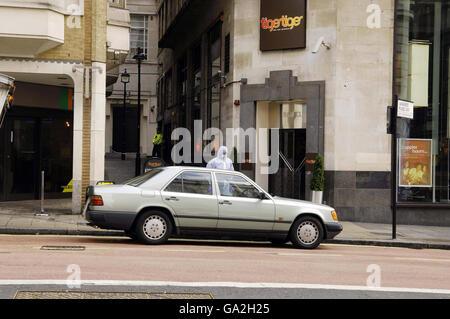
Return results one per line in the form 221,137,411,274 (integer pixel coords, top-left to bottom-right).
310,154,324,204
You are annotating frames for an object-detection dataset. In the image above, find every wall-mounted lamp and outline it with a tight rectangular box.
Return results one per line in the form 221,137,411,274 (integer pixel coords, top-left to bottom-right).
223,77,248,88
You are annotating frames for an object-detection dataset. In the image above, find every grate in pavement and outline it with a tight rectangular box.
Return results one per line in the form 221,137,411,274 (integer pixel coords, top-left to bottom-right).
40,246,86,251
14,291,213,299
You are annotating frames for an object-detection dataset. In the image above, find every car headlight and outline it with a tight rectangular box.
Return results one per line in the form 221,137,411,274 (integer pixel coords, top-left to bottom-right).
331,210,339,221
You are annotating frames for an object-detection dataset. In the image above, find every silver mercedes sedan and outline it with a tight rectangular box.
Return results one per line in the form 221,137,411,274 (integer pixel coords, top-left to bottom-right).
84,166,342,249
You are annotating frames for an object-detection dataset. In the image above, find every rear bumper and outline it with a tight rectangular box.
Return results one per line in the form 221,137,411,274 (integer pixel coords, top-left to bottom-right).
324,222,343,239
85,210,136,231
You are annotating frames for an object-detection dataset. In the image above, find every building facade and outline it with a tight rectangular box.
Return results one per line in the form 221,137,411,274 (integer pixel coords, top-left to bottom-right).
156,0,450,225
0,0,130,213
105,0,160,184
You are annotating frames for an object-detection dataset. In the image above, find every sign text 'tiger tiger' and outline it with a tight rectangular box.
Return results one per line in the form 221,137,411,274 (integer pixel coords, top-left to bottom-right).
260,0,307,51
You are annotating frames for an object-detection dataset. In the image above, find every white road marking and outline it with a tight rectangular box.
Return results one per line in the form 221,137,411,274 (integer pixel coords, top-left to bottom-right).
274,253,342,257
394,257,450,263
165,249,226,253
0,280,450,295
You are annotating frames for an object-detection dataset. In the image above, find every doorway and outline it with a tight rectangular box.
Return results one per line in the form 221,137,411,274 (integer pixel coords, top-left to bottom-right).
269,129,307,200
0,107,73,201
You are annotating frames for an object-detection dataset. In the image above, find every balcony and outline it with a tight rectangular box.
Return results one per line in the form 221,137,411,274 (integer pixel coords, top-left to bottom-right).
0,0,71,57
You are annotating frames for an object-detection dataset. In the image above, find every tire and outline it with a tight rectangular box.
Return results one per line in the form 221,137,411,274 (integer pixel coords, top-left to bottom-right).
289,216,324,249
135,211,173,245
270,238,289,245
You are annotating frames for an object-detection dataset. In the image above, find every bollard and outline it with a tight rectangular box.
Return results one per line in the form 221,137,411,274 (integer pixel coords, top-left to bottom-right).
35,171,49,217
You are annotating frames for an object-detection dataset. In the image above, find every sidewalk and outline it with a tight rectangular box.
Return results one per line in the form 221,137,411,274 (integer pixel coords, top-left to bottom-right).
0,199,122,236
1,200,450,250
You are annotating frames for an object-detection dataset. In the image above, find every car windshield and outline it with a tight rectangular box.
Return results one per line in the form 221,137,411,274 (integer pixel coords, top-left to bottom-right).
124,168,163,187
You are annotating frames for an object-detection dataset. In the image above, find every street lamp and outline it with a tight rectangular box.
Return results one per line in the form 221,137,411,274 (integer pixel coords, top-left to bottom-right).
120,69,130,161
133,47,147,176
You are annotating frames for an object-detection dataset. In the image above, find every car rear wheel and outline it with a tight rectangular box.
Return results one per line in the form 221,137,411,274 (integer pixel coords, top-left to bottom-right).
290,216,323,249
135,211,172,245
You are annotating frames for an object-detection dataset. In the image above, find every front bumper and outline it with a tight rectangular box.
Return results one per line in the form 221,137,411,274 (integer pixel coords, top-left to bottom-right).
324,222,343,239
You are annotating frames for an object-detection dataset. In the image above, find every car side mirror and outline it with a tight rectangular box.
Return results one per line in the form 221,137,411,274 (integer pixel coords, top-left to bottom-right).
258,192,268,200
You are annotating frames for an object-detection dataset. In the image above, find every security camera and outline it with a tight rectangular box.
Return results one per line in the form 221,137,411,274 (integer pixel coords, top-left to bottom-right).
312,36,331,54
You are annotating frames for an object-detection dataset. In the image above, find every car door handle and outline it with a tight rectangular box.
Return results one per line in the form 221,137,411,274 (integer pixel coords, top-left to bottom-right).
165,196,180,201
219,200,232,205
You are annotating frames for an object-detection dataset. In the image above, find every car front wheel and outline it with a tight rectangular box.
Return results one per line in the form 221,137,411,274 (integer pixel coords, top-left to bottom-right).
135,211,172,245
290,216,324,249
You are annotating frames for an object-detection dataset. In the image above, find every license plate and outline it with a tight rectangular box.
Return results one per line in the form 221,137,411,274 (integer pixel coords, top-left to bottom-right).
82,198,91,218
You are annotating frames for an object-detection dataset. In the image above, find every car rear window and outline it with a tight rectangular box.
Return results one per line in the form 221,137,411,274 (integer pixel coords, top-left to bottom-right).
124,168,163,187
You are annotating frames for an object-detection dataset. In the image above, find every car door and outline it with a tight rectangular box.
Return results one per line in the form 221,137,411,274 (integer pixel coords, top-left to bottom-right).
215,172,275,231
160,171,218,230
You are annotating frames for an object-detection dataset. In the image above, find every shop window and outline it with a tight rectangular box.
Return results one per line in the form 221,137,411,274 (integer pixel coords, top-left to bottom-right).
394,0,450,203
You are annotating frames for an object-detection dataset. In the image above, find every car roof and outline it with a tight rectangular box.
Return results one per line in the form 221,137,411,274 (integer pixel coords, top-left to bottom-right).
161,166,244,174
136,166,250,189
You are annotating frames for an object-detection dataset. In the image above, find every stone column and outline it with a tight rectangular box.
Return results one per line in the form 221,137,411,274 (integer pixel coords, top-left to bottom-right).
90,61,106,185
71,69,85,214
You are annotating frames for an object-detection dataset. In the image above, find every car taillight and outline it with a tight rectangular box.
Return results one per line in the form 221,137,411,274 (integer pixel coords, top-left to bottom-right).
90,195,104,206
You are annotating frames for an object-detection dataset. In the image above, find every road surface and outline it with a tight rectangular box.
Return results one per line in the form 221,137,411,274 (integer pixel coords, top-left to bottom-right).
0,234,450,299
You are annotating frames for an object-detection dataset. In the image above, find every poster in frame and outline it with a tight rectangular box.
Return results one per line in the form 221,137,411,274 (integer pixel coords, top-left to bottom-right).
398,138,433,188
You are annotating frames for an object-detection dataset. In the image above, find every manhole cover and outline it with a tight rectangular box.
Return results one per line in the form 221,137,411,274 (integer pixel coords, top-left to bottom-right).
14,291,213,299
40,246,86,251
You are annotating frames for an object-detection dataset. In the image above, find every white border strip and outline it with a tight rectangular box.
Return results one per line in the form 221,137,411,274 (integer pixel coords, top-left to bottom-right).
1,280,450,295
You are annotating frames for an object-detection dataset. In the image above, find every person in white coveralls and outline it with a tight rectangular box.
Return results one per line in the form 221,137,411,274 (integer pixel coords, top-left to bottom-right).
206,146,234,171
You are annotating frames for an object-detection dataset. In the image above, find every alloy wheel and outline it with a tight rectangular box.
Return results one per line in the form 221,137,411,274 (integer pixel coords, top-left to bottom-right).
296,221,319,245
143,215,167,240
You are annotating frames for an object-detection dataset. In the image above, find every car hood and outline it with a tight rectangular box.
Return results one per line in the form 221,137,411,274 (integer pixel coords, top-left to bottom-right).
272,196,334,211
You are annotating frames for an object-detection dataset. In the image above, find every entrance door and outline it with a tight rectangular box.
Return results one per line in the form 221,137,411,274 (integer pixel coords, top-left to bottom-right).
269,129,306,200
5,118,39,200
1,109,73,201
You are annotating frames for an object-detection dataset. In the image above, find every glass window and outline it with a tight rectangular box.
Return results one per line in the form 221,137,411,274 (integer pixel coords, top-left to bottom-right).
165,172,213,195
394,0,450,203
177,55,187,128
165,70,173,108
216,173,261,199
208,22,222,129
192,43,202,111
125,169,163,187
129,14,149,59
108,0,125,9
165,174,183,193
